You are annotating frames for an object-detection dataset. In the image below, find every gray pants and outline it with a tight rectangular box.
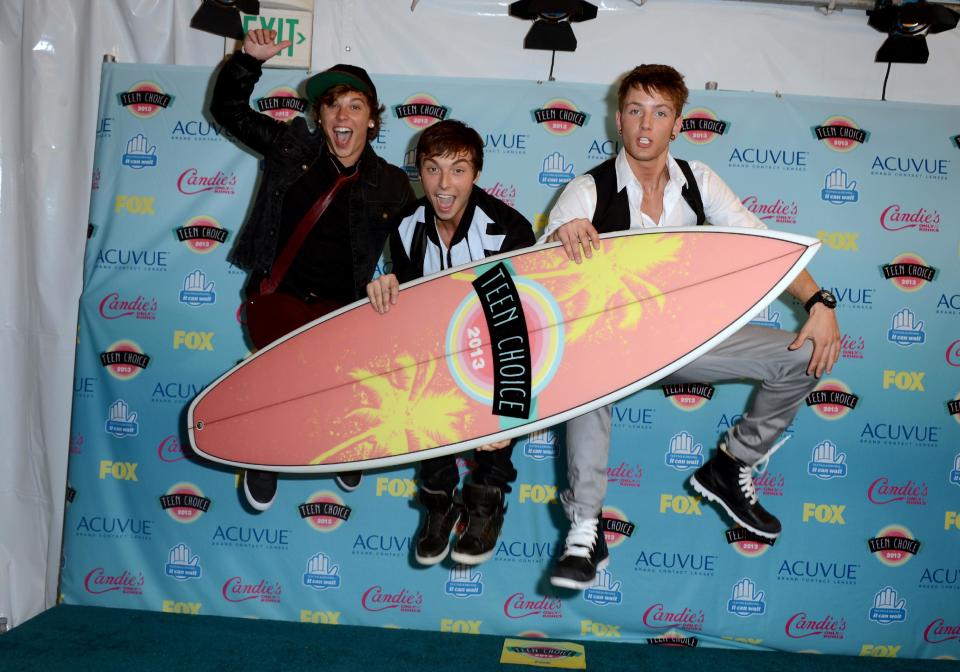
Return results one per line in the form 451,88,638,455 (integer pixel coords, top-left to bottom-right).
561,325,816,520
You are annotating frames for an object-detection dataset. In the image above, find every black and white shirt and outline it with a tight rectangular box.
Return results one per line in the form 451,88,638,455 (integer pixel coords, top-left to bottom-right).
390,185,535,283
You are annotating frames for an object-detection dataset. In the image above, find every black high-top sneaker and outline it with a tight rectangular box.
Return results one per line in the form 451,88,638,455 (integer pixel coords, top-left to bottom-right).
243,469,277,512
550,514,609,590
335,470,363,492
451,483,506,565
414,487,461,565
690,445,782,539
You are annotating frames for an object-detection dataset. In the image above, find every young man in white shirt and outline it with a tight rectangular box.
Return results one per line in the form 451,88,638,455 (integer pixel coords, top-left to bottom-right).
544,65,840,590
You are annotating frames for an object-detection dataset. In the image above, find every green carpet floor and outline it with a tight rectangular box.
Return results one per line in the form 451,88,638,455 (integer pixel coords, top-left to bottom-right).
0,605,949,671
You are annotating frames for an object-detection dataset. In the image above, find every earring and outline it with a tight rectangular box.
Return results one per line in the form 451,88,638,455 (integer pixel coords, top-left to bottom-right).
670,133,676,140
368,121,374,128
617,128,622,136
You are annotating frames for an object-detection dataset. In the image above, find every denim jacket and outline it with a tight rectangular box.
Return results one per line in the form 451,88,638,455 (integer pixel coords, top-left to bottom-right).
210,52,414,300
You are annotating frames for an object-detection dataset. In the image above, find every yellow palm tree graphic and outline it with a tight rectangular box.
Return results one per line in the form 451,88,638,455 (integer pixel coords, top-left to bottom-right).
311,353,468,464
525,235,684,342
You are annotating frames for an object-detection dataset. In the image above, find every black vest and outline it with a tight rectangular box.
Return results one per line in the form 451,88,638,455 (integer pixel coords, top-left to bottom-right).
586,157,705,232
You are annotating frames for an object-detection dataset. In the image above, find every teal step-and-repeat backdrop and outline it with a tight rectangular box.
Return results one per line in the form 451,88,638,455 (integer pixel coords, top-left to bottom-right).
62,62,960,660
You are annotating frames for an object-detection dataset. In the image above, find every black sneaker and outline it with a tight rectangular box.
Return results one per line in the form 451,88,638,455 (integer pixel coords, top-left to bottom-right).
415,488,461,565
550,514,609,590
243,469,277,512
690,446,781,539
451,483,506,565
335,470,363,492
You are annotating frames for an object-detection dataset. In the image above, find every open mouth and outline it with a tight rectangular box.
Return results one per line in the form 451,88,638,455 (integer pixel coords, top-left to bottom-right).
333,126,353,145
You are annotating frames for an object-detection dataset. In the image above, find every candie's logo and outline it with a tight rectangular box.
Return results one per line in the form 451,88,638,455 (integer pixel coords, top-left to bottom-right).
742,196,798,225
812,116,869,152
177,169,237,196
662,383,714,411
157,435,185,463
504,593,562,619
806,380,858,420
393,94,449,129
882,253,936,292
99,293,157,320
84,568,145,595
159,483,211,523
642,603,705,632
175,216,229,254
785,613,846,639
868,525,920,567
222,577,282,603
680,108,729,144
531,99,589,136
117,81,174,118
256,86,306,121
484,182,518,208
840,333,865,359
868,478,927,506
924,618,960,644
361,585,423,613
881,205,940,233
299,491,350,532
100,340,150,380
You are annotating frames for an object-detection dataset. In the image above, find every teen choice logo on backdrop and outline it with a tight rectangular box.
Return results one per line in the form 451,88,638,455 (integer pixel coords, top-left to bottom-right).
531,99,589,136
175,216,230,254
393,94,449,130
298,491,351,533
445,264,563,422
256,86,307,122
117,81,174,119
681,108,729,145
812,115,869,152
806,379,858,421
601,506,635,548
882,252,937,293
868,524,921,567
159,483,211,523
99,340,150,381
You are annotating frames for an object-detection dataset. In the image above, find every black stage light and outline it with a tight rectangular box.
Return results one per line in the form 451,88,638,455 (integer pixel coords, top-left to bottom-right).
868,0,959,64
508,0,598,52
190,0,261,40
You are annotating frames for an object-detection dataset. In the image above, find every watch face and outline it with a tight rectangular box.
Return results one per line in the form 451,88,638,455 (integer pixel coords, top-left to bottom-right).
820,289,837,308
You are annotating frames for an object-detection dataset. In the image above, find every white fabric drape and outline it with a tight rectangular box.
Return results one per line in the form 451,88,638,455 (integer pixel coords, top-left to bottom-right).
2,0,957,630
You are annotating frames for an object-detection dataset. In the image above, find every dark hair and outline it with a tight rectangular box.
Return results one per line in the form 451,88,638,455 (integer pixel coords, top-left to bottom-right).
617,65,689,117
313,84,384,142
415,120,484,174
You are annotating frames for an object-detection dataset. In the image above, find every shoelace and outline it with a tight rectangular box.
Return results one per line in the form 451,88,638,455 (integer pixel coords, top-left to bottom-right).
736,435,791,505
562,515,599,559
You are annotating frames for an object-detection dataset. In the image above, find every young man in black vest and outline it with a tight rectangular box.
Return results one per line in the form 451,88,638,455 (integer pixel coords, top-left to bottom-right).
544,65,840,589
211,29,414,511
367,120,535,565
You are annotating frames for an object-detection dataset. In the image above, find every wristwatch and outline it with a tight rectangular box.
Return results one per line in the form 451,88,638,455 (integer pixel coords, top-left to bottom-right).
804,288,837,313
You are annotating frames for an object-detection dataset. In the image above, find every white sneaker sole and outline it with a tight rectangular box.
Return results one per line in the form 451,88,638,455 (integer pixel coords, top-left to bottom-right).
415,543,451,566
243,476,276,512
450,547,495,565
549,557,610,591
689,475,780,540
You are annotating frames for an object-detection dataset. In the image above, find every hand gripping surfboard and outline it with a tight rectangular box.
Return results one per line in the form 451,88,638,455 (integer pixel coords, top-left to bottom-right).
188,227,820,473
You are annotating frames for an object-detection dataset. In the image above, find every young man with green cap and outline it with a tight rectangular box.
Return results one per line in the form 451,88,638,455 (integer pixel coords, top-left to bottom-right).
210,28,414,511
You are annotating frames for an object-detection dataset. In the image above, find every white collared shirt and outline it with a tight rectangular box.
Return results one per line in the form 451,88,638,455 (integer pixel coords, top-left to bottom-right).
543,149,766,239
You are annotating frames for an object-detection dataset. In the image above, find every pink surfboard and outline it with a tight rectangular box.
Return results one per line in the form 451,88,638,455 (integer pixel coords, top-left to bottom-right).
188,227,819,472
